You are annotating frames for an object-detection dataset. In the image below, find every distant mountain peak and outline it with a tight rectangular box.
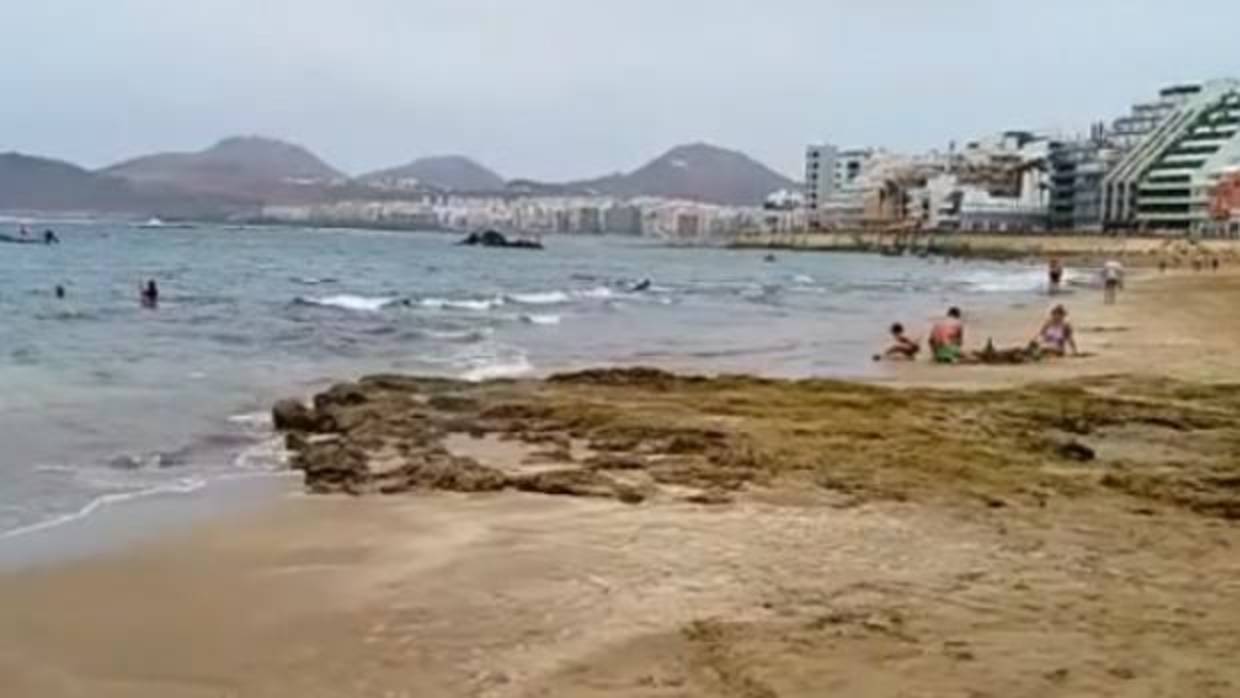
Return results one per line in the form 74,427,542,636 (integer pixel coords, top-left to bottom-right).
359,155,504,192
102,135,343,203
573,142,795,206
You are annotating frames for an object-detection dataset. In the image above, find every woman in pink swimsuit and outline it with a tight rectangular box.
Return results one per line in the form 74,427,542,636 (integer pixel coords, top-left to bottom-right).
1033,305,1077,356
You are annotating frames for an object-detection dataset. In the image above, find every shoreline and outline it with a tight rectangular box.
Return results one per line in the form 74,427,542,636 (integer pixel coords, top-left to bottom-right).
733,229,1240,266
2,269,1238,696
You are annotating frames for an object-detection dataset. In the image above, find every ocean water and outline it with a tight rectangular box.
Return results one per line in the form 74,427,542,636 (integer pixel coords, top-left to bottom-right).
0,223,1045,537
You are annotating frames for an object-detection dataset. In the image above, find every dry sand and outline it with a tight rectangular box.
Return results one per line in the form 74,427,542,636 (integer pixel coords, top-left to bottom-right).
2,268,1239,697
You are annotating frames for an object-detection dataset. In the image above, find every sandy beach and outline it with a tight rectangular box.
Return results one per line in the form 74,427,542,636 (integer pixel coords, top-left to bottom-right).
3,266,1239,697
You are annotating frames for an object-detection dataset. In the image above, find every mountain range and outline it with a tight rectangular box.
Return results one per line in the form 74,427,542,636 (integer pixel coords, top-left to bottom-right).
0,137,798,217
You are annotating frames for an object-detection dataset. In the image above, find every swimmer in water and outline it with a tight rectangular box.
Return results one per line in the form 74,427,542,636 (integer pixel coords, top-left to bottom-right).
54,285,65,299
140,280,159,308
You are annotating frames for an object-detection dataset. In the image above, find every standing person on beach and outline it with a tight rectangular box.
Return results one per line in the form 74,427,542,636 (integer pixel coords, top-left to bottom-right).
928,307,964,364
1102,260,1124,305
1047,257,1065,295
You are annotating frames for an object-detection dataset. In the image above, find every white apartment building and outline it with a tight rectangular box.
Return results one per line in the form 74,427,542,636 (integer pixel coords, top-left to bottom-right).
1103,79,1240,232
804,144,872,225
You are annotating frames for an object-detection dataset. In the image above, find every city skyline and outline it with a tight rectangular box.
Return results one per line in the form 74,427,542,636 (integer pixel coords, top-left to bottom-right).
4,1,1240,180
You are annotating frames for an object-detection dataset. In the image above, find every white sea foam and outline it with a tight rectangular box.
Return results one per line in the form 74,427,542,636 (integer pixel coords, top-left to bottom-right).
508,290,571,305
521,313,562,326
303,294,396,312
291,276,339,286
422,327,493,342
233,437,288,470
793,274,816,285
959,269,1046,294
461,355,534,382
419,296,505,311
227,411,272,428
0,478,208,541
576,286,615,299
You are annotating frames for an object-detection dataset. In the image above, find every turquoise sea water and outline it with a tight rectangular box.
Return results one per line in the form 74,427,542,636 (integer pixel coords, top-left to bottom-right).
0,223,1044,537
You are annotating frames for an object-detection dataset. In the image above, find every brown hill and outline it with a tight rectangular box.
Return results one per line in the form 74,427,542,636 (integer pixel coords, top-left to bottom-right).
0,153,247,217
359,155,504,192
103,136,344,204
571,143,796,206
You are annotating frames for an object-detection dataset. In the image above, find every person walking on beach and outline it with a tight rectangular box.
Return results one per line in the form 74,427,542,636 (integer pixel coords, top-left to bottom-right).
1047,257,1064,295
1102,260,1124,305
929,307,964,363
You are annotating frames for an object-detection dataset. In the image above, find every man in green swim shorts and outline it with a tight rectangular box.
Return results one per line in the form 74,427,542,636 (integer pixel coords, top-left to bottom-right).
929,307,965,364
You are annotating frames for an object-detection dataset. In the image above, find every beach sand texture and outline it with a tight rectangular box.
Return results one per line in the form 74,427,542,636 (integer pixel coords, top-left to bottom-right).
2,267,1239,697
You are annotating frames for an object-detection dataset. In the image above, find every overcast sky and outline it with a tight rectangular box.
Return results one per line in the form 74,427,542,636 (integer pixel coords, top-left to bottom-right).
3,1,1239,180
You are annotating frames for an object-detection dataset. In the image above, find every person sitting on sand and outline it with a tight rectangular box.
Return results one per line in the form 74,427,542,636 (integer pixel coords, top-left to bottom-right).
1032,304,1077,357
928,307,964,364
874,323,920,361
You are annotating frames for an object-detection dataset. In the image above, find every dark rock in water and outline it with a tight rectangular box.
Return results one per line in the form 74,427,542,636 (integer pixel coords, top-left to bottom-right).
272,399,317,432
458,229,544,250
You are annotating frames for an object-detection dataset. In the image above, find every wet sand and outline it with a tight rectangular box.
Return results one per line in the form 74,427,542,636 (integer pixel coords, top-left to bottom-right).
2,268,1239,697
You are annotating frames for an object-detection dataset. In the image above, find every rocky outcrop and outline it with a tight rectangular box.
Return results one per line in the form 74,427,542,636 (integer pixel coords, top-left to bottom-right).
458,230,543,250
273,369,1240,519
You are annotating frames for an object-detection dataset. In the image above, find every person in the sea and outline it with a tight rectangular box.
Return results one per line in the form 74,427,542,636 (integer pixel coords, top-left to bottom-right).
928,307,964,364
1102,259,1124,305
140,280,159,308
631,278,652,292
875,323,921,361
1047,257,1064,295
43,229,59,244
54,285,66,299
1032,304,1077,357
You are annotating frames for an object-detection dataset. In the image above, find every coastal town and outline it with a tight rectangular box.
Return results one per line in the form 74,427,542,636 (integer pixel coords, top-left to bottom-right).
256,78,1240,242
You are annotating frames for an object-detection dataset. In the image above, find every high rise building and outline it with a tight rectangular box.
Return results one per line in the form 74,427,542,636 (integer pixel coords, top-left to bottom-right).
1103,80,1240,231
804,144,872,226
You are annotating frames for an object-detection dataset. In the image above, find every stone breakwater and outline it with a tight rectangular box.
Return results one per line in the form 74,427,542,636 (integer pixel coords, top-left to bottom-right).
273,368,1240,519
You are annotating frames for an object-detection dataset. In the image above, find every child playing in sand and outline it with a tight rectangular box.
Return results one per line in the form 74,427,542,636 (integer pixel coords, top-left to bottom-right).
874,323,921,361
